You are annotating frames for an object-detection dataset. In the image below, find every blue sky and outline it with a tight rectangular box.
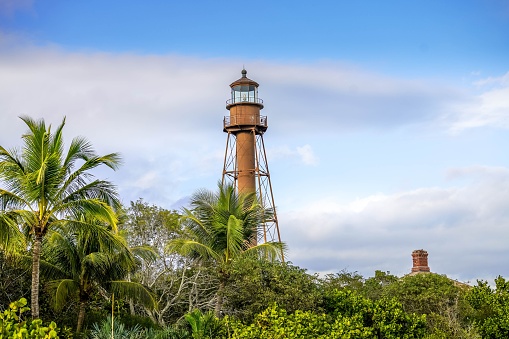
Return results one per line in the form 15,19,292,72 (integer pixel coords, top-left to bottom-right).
1,0,509,282
4,1,508,71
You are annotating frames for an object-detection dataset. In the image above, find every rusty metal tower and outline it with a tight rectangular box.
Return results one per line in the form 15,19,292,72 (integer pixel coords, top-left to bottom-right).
222,69,282,247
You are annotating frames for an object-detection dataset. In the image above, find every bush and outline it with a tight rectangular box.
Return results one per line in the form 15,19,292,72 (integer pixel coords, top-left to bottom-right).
118,312,158,330
224,258,321,322
89,316,191,339
0,297,64,338
221,294,427,339
89,316,143,339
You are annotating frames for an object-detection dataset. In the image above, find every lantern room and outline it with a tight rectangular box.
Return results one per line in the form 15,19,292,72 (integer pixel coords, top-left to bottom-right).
226,69,264,109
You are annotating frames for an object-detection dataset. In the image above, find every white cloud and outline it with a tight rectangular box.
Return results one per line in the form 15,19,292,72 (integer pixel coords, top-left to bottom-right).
448,71,509,132
268,144,318,166
296,145,318,166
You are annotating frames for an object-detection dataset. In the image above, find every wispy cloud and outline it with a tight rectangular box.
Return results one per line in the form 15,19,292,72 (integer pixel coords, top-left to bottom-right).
296,145,319,166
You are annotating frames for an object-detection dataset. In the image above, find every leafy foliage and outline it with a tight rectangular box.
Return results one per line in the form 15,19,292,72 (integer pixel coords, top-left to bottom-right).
320,270,399,302
224,257,321,322
223,304,334,339
324,289,427,338
223,291,426,339
321,270,365,294
382,273,475,337
184,309,222,339
0,297,65,338
363,270,399,300
383,273,462,315
467,276,509,338
89,316,143,339
142,326,191,339
0,250,31,308
89,315,192,339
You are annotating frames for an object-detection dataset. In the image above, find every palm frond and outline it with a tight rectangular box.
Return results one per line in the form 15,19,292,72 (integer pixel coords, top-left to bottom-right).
224,215,243,261
48,116,65,157
242,241,287,262
47,279,79,311
0,145,25,181
43,229,80,277
59,179,121,212
39,258,69,280
166,238,220,262
110,280,156,309
0,189,32,211
54,199,118,230
83,252,113,275
0,213,24,250
181,208,210,238
62,219,128,255
130,245,158,263
63,136,95,166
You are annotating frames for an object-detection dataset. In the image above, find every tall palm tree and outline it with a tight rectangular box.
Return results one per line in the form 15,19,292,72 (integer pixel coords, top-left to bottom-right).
0,116,121,318
167,183,286,316
42,223,156,333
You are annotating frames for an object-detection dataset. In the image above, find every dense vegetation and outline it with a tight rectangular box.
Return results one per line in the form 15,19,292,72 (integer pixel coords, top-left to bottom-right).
1,117,507,338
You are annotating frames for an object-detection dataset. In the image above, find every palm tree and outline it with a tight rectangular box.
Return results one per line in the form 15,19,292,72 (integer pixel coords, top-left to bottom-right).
42,222,157,333
167,183,286,316
0,116,121,318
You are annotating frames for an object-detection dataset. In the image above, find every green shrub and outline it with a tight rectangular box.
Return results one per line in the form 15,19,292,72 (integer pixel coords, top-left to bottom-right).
88,316,191,339
221,291,427,339
0,297,63,338
142,326,191,339
89,316,143,339
118,313,157,330
184,309,221,339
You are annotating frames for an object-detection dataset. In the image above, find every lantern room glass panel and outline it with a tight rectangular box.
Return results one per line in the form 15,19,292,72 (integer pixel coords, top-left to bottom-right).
232,85,258,103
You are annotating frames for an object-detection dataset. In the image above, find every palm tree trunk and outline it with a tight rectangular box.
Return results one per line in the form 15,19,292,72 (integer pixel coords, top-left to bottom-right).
214,279,225,317
31,234,42,319
129,299,135,315
76,301,87,333
127,273,135,315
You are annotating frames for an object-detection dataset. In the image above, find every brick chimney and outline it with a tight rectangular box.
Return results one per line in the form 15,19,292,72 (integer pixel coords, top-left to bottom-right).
411,249,430,273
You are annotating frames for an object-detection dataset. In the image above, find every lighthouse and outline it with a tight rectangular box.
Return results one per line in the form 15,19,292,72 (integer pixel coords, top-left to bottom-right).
222,69,282,247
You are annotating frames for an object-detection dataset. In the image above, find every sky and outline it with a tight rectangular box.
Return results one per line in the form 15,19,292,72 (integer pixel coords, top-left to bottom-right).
1,0,509,283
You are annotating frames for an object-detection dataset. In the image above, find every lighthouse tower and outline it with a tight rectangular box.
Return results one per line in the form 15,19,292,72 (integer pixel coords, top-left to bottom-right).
222,69,282,247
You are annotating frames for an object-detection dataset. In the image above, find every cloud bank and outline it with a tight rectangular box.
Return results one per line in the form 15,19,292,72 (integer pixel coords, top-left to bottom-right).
283,166,509,282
